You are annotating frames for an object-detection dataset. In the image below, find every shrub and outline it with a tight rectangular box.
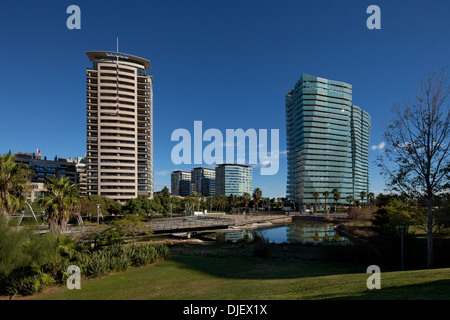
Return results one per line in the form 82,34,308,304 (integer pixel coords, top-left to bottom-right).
93,215,153,246
77,243,169,278
252,233,271,259
0,215,169,298
0,216,33,275
0,267,56,297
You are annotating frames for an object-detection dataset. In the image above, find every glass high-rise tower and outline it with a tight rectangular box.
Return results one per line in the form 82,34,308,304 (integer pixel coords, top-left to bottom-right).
286,74,370,209
215,164,252,197
191,167,216,197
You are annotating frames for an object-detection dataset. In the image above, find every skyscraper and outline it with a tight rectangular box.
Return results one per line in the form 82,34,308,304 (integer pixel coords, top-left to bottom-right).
86,51,153,203
215,164,253,197
191,167,216,196
286,74,370,209
171,170,191,197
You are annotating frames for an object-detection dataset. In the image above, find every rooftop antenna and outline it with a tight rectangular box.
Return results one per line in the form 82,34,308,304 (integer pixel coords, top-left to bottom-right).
116,37,119,113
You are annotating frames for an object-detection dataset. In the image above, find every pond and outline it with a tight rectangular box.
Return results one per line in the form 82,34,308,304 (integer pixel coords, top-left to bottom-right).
214,220,351,245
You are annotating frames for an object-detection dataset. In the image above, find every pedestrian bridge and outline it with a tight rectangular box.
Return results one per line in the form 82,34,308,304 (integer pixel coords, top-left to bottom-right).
146,214,290,234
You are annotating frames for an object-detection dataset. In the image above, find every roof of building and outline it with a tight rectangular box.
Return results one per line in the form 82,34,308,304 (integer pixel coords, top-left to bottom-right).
86,51,151,69
217,163,251,168
192,167,215,171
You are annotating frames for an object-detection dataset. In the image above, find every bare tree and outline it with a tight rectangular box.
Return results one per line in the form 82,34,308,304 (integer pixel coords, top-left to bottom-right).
378,69,450,269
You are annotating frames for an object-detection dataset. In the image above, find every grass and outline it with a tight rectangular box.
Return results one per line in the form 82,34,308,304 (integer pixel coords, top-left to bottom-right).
30,243,450,300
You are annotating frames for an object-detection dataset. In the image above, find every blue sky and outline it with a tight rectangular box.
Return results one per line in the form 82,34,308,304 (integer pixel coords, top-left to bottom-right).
0,0,449,198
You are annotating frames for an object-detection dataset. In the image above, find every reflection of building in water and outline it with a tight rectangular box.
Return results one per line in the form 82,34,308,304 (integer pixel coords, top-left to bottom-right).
286,223,336,243
224,230,254,243
217,223,348,244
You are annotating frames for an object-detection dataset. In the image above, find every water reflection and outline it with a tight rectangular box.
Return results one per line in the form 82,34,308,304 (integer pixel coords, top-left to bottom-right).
217,221,350,244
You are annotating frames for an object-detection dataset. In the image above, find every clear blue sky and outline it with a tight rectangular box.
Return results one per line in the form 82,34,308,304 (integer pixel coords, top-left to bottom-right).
0,0,449,198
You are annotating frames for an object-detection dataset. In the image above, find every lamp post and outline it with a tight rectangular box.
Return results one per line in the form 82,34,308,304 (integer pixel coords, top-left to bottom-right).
96,204,100,224
397,225,406,271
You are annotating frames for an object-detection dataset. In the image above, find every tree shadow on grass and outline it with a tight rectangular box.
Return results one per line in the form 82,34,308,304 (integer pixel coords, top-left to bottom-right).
170,255,364,281
326,279,450,300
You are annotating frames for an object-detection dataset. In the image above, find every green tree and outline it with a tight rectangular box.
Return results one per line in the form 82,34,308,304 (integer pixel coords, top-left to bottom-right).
227,194,238,208
242,192,251,212
122,196,162,217
313,192,320,212
332,188,340,212
216,194,227,212
360,191,367,206
94,214,153,245
253,188,262,211
206,196,215,212
79,195,122,219
346,195,355,207
154,186,172,215
0,153,31,218
373,198,424,235
323,191,330,212
37,177,79,234
368,192,375,205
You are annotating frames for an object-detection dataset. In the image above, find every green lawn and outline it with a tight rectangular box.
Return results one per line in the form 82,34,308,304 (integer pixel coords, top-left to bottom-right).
34,254,450,300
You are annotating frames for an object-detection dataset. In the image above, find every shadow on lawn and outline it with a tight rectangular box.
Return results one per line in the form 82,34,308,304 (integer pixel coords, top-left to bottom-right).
169,255,364,281
328,279,450,300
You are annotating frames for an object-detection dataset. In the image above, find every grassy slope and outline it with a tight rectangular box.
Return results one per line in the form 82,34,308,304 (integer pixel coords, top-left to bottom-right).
34,255,450,300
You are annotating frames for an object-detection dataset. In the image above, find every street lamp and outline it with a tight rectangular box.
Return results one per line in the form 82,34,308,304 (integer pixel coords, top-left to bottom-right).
96,204,101,224
397,225,406,271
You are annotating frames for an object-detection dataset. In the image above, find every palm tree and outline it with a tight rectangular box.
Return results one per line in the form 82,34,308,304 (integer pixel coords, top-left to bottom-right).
227,194,238,208
323,191,330,213
242,192,251,213
216,194,227,212
360,191,367,206
313,192,320,212
0,153,31,218
206,196,215,212
346,195,355,207
332,188,340,213
191,192,203,212
368,192,375,205
253,188,262,212
37,176,79,234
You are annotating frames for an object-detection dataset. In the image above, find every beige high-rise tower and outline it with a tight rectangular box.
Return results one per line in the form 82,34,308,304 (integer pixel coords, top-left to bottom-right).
86,51,153,202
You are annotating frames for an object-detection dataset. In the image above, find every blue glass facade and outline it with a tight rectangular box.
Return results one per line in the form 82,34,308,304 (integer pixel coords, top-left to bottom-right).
171,170,191,197
191,167,216,197
215,164,252,197
286,74,370,208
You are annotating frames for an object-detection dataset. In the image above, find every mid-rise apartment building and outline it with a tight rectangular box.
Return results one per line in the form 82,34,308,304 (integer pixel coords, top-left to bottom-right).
13,151,77,184
13,150,79,202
